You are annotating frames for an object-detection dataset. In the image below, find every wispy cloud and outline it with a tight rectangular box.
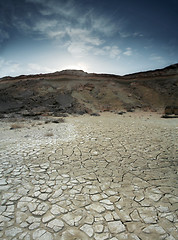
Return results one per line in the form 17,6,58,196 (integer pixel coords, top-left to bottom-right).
0,29,9,43
27,63,57,73
90,14,117,37
1,0,135,61
150,54,165,63
123,47,132,56
35,0,76,18
109,46,122,58
0,59,58,77
33,19,58,33
0,58,21,77
15,1,124,53
133,32,144,37
67,42,92,57
67,28,104,46
10,1,107,52
94,45,122,59
65,27,105,57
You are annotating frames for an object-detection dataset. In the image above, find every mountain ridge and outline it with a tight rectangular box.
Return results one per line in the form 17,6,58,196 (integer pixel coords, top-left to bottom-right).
1,63,178,81
0,63,177,116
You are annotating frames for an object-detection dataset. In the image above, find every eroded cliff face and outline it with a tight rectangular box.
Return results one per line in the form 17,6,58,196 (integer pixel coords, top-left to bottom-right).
0,64,177,116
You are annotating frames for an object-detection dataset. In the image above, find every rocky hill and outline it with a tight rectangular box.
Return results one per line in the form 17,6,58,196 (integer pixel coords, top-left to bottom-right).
0,64,178,117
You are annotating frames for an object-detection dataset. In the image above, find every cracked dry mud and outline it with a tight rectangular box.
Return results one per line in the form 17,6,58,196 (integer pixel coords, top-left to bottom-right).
0,113,177,240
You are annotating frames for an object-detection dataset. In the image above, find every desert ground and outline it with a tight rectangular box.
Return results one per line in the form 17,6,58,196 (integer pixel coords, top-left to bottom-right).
0,112,177,240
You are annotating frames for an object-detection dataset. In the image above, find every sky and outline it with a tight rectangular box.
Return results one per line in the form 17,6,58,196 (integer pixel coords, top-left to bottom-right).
0,0,178,77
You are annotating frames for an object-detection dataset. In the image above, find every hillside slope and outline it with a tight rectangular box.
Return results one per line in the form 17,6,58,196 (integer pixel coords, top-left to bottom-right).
0,64,177,116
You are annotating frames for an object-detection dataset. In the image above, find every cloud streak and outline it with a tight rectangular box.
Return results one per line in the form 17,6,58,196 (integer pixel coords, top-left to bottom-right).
0,58,20,77
0,29,9,43
123,48,132,56
0,0,177,77
0,0,123,59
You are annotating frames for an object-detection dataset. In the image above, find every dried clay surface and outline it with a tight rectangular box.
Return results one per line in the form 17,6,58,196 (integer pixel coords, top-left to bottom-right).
0,112,177,240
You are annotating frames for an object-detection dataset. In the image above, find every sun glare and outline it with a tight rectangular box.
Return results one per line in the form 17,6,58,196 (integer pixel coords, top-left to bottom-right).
64,62,89,72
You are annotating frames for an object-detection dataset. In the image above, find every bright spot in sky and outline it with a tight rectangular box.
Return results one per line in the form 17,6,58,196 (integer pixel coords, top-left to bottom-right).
64,62,89,72
0,0,178,77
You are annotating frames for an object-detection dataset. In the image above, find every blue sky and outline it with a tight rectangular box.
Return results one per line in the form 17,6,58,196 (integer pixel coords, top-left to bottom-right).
0,0,178,77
